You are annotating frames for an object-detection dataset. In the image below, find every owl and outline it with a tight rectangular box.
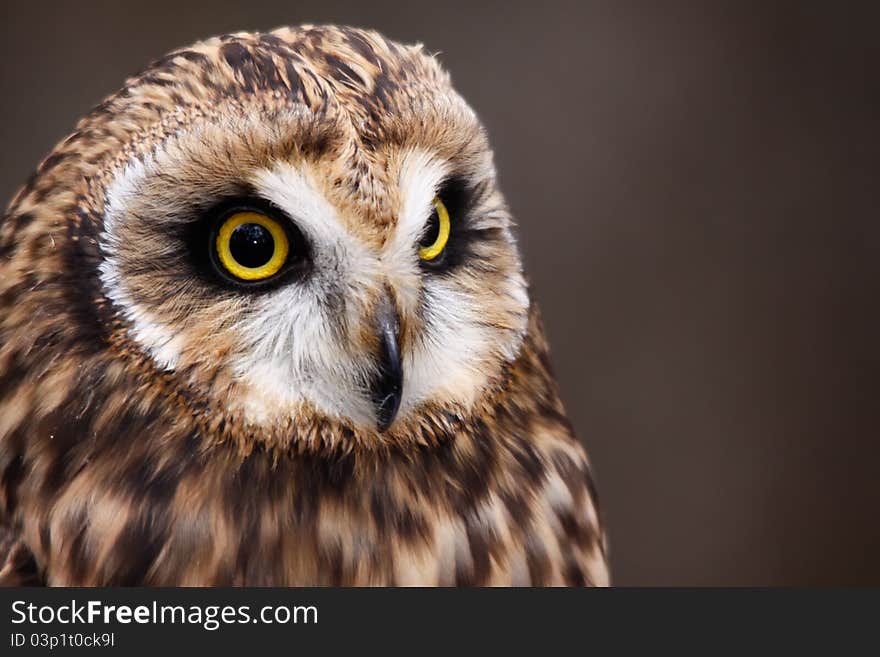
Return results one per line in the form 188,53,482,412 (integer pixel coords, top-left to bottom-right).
0,26,608,586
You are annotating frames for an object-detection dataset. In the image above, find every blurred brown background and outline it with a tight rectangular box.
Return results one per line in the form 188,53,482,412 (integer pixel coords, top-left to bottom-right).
2,1,878,585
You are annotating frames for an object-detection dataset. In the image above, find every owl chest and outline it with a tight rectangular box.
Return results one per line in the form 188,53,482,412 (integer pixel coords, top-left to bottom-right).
39,449,582,586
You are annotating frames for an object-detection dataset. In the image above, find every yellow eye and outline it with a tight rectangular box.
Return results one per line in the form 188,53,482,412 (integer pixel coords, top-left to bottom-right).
418,197,451,262
214,211,289,281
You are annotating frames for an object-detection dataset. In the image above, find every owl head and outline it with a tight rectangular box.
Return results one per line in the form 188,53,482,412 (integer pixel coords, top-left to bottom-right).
4,26,531,450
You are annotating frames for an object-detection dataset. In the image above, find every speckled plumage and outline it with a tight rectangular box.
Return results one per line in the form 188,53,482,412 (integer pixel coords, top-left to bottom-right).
0,26,608,586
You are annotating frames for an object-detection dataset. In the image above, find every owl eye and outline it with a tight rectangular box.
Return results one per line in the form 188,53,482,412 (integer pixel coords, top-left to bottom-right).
214,211,289,281
418,197,451,262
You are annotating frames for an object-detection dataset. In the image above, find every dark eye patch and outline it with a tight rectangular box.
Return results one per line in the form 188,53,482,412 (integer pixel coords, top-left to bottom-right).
419,175,498,274
183,195,312,292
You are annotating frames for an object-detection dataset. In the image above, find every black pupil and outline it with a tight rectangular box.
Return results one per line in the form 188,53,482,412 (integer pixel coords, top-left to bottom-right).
420,209,440,247
229,222,275,268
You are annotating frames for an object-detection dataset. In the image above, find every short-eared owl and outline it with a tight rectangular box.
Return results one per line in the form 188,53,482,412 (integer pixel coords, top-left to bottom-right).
0,26,608,586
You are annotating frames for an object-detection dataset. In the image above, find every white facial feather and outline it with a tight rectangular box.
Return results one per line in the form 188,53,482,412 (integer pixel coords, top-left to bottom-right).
392,149,508,413
99,155,184,371
392,149,449,255
232,162,381,425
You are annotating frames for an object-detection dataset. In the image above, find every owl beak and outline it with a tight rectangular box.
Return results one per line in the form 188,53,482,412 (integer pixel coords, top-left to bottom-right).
371,302,403,431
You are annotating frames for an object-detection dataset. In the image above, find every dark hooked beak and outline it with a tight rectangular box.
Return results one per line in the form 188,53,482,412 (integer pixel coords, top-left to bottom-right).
370,300,403,432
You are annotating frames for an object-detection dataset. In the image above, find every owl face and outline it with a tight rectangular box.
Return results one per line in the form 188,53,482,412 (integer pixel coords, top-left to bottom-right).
92,28,530,439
